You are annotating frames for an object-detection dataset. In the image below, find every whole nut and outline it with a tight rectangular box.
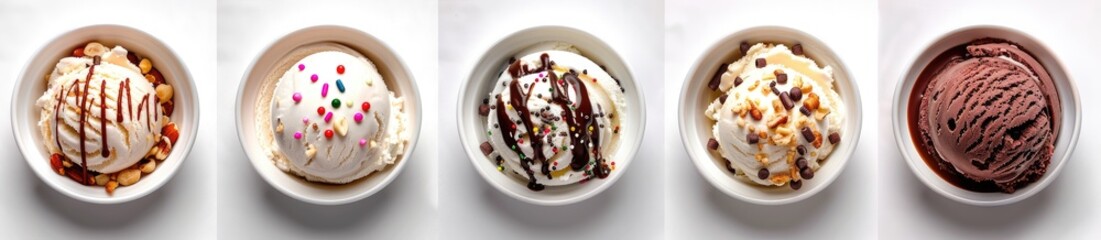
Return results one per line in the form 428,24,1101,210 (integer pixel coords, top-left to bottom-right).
140,160,156,174
145,74,157,83
804,93,820,110
154,136,172,160
118,169,141,186
83,42,107,57
94,174,109,186
139,58,152,74
155,84,173,103
105,181,119,195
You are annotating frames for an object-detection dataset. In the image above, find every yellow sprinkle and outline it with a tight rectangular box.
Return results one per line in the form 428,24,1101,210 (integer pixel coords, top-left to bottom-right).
506,104,513,110
589,126,594,132
570,126,575,132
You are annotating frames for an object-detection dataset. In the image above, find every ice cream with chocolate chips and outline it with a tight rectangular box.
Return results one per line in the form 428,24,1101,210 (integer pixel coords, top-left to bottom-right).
704,42,844,190
476,43,627,191
909,38,1059,193
268,49,409,184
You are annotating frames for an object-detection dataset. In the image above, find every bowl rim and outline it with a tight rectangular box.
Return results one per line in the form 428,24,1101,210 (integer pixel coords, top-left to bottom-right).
678,25,862,205
455,25,645,206
235,25,422,205
11,24,199,204
891,24,1081,206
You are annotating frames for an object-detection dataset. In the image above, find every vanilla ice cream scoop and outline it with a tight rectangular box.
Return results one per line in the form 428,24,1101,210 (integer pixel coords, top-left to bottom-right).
269,50,408,184
704,43,844,189
37,46,165,174
478,45,627,191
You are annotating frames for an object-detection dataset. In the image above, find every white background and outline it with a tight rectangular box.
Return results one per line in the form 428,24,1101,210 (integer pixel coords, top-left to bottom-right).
0,0,218,239
438,0,665,239
664,0,878,239
215,0,438,239
878,0,1101,238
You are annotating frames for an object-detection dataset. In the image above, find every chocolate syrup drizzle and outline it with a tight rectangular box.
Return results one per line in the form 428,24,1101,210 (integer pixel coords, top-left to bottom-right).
50,56,151,185
495,53,612,191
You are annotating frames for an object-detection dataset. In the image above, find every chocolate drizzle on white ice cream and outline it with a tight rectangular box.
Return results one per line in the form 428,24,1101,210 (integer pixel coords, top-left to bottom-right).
480,45,624,191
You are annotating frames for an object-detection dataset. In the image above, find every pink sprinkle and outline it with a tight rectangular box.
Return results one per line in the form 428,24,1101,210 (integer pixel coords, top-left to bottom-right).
298,64,305,71
292,92,302,102
539,73,544,78
302,116,309,124
324,112,333,122
321,83,329,97
310,74,318,82
293,131,303,139
354,112,364,123
359,139,367,146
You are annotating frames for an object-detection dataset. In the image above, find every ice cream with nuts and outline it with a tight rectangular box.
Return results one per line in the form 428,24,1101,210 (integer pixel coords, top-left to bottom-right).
704,42,844,190
909,38,1059,193
476,43,627,191
36,42,179,195
268,49,409,184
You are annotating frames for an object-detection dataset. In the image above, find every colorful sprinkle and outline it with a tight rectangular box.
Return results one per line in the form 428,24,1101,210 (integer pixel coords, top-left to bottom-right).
337,65,345,74
331,98,342,108
316,107,325,116
359,138,367,146
324,129,334,139
292,92,302,103
321,83,329,97
293,131,303,139
298,64,305,71
361,102,371,112
497,166,504,172
302,116,309,124
310,74,318,82
336,79,346,92
324,112,333,122
354,112,364,123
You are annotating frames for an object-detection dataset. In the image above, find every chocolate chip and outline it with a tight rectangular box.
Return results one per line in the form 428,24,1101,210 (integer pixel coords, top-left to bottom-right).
799,105,811,116
776,73,788,84
708,64,726,91
480,141,494,156
478,104,490,116
792,44,804,56
583,69,588,75
747,132,759,144
829,132,841,144
755,58,766,68
482,98,489,104
734,76,743,87
800,167,815,180
491,104,497,110
707,138,719,150
790,87,802,101
801,127,815,142
740,42,751,55
93,56,101,65
790,180,802,190
779,92,794,110
757,168,769,180
719,94,729,104
723,158,736,174
770,81,779,95
796,157,808,169
797,145,807,155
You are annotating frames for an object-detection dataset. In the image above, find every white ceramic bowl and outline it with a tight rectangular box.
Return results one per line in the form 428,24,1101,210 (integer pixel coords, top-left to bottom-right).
679,26,862,205
892,25,1080,206
236,25,421,205
457,26,645,206
11,25,199,204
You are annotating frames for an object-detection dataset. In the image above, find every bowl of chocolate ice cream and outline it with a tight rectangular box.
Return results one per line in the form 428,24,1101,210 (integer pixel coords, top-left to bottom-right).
893,25,1080,206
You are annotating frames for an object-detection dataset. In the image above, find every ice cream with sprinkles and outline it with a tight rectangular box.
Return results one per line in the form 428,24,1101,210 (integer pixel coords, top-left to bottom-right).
268,50,409,184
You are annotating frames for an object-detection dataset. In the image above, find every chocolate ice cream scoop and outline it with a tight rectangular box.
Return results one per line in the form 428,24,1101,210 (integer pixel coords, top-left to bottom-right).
910,38,1060,193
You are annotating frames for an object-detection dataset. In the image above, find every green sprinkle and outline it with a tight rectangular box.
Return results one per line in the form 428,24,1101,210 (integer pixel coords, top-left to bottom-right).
331,98,342,108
